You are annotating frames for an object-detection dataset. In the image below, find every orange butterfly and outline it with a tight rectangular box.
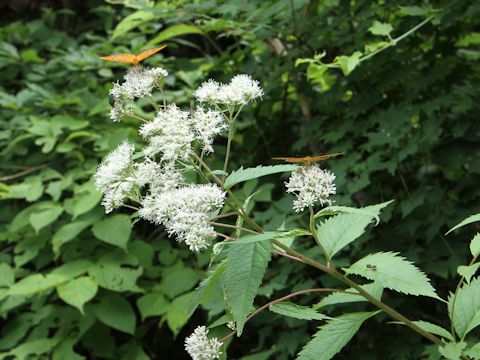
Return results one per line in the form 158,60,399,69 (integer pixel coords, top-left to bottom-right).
273,152,344,165
100,45,167,65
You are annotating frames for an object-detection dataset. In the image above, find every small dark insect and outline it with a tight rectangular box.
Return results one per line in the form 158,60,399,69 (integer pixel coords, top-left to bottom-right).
366,264,377,270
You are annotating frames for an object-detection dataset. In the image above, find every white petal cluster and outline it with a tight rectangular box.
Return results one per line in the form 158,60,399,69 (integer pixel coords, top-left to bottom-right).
192,108,228,154
140,184,225,252
194,74,263,106
109,66,168,122
140,104,195,162
185,326,222,360
94,141,135,213
285,165,336,212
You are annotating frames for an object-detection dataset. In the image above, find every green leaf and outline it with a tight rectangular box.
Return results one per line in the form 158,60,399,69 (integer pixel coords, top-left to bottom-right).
112,10,156,40
232,229,309,245
399,5,433,17
446,213,480,235
56,276,98,314
316,214,374,258
334,51,362,76
368,21,393,36
314,200,393,224
465,343,480,360
314,282,383,309
71,181,102,219
29,202,63,233
92,214,132,250
457,263,480,284
438,342,466,360
8,274,68,296
159,265,201,298
93,294,136,334
269,301,329,321
224,165,298,190
189,261,226,317
448,277,480,338
166,292,196,336
411,320,454,341
146,24,204,47
137,292,169,320
224,241,272,335
0,263,14,287
297,312,377,360
344,252,439,298
470,233,480,257
51,220,93,254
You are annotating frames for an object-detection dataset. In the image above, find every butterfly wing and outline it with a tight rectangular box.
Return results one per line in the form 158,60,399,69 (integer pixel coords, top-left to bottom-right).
135,45,167,63
310,152,344,161
272,157,305,163
100,53,137,64
273,153,344,164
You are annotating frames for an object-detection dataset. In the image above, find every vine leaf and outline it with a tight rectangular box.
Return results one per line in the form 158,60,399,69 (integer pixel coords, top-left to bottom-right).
224,165,298,190
343,252,439,299
448,277,480,339
223,241,272,335
296,312,378,360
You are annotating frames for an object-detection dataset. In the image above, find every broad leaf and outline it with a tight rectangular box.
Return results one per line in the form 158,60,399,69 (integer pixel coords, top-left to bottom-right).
368,21,393,36
93,294,136,334
51,220,93,254
438,342,466,360
29,202,63,233
166,292,196,336
189,261,226,317
446,213,480,235
344,252,439,298
314,282,383,309
147,24,204,46
224,241,272,335
137,292,169,320
269,301,329,321
92,214,132,251
314,200,393,225
470,233,480,257
8,274,68,297
224,165,298,190
412,320,454,341
57,276,98,313
297,312,377,360
112,10,156,39
334,51,362,76
448,277,480,339
0,263,14,287
465,343,480,360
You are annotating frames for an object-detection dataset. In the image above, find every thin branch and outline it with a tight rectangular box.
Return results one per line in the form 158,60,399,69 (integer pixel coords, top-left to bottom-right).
209,221,259,235
0,164,48,181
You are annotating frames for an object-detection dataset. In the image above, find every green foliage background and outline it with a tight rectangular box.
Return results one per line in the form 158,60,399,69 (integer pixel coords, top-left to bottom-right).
0,0,479,358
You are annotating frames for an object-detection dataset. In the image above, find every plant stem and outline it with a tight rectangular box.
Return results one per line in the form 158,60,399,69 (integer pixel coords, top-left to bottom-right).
223,128,233,174
209,221,259,235
220,287,343,342
309,206,331,265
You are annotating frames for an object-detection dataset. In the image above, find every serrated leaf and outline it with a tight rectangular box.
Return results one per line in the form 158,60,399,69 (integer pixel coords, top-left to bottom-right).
314,282,383,309
446,213,480,235
269,301,329,321
92,214,132,250
57,276,98,314
448,277,480,338
465,343,480,359
315,200,393,225
189,261,226,317
470,234,480,257
316,214,374,258
296,312,377,360
224,241,272,335
344,252,439,298
410,320,454,341
146,24,204,47
368,21,393,36
458,264,480,284
232,229,310,245
93,294,136,334
438,342,466,360
224,165,298,190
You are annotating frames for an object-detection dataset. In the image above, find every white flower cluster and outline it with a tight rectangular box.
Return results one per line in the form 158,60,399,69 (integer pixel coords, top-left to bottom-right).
140,104,227,161
109,66,168,122
194,74,263,106
285,165,336,212
140,184,225,252
185,326,222,360
94,141,136,213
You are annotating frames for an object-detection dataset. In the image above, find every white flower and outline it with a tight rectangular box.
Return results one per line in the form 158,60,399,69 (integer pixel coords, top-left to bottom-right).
140,184,225,252
227,321,236,331
185,326,222,360
94,141,136,213
108,66,168,122
140,104,195,162
192,107,228,154
285,165,336,212
194,74,263,106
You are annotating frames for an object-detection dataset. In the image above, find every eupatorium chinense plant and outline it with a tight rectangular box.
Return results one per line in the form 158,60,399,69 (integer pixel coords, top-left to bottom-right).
95,63,480,360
